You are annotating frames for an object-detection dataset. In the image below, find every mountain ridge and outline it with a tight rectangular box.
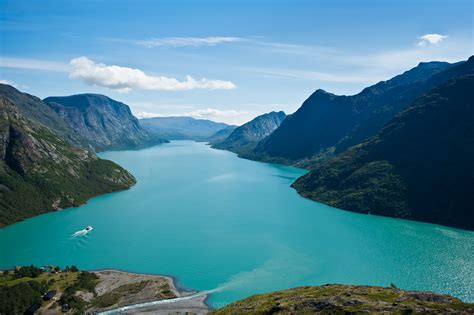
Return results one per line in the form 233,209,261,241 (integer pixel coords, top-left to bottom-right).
253,59,465,165
44,94,165,151
0,95,136,227
292,73,474,230
212,111,286,156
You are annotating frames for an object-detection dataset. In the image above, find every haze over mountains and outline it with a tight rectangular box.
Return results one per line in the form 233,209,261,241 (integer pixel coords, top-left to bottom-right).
140,116,232,141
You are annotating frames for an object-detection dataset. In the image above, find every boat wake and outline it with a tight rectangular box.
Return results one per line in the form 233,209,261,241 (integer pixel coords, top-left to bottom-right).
71,226,93,238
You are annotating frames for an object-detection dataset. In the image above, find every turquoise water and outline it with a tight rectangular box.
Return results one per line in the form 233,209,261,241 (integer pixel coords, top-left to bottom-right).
1,141,473,307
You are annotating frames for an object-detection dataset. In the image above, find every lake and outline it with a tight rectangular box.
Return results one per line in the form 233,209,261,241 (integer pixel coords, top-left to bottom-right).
0,141,473,307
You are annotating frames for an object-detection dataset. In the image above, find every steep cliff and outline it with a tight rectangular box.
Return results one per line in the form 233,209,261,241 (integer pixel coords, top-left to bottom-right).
44,94,165,150
0,96,136,227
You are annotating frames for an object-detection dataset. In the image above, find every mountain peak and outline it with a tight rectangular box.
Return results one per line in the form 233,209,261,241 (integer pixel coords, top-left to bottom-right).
313,88,332,96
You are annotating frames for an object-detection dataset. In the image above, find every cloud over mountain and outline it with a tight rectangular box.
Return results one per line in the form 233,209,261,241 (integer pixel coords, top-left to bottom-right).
418,33,447,46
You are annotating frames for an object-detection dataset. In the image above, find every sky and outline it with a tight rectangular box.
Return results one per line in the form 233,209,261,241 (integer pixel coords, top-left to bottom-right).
0,0,473,125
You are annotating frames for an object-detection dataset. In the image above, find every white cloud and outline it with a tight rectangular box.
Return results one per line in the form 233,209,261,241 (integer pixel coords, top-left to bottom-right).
135,111,165,119
135,36,244,48
0,79,29,90
249,35,471,92
418,33,448,46
69,56,236,92
0,79,18,87
0,57,69,72
183,108,248,121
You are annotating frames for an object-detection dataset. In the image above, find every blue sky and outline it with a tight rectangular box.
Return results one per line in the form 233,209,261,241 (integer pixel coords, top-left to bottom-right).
1,0,472,124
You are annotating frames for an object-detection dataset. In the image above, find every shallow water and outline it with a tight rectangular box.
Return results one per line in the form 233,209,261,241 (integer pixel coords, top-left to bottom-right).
1,141,473,307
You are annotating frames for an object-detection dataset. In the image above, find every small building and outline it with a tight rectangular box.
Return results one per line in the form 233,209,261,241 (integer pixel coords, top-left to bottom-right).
24,303,41,315
43,290,57,301
61,303,70,313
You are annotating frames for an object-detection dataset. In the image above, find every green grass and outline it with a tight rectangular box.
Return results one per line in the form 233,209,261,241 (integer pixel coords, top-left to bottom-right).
0,271,78,289
211,285,474,314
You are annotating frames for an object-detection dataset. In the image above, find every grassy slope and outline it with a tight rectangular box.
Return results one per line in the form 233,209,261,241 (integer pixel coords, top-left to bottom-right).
211,285,474,314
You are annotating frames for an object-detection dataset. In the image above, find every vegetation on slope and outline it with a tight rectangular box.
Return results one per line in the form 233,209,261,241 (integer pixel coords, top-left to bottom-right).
212,111,286,157
253,58,471,165
0,266,92,315
293,74,474,230
211,284,474,314
1,266,178,314
0,96,136,227
0,84,85,147
206,125,238,143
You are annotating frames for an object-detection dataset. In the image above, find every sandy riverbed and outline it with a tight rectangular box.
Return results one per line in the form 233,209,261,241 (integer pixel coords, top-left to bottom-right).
88,269,209,314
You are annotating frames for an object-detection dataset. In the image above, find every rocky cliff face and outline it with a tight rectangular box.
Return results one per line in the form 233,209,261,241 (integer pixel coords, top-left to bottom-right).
0,95,136,227
0,84,85,147
212,111,286,156
211,284,473,314
293,73,474,230
44,94,163,151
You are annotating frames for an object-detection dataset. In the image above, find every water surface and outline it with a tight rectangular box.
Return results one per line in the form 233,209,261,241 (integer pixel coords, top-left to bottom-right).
1,141,473,306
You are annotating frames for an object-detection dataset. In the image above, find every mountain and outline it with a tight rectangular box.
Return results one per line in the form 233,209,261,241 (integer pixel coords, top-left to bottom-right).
205,125,238,143
212,111,286,156
0,95,136,227
293,73,474,230
254,60,465,165
44,94,165,151
211,285,473,314
0,84,84,146
140,116,229,141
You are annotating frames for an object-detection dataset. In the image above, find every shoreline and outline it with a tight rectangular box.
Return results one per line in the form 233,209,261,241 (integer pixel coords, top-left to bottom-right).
89,269,209,314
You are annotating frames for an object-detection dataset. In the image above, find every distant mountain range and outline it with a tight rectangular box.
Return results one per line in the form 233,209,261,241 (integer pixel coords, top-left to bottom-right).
0,89,136,227
44,94,167,151
211,111,286,156
140,116,231,141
